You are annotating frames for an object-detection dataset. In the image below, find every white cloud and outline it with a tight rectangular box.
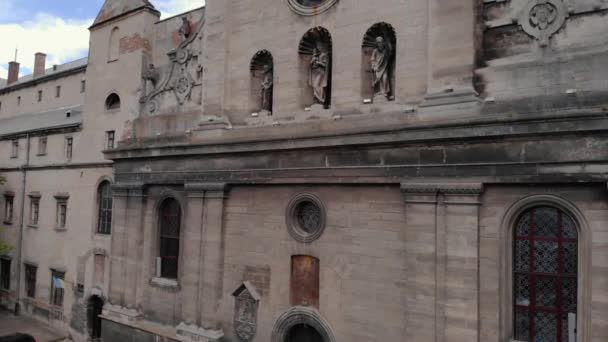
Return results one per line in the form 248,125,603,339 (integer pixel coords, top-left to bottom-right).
0,1,206,79
155,0,205,19
0,13,91,78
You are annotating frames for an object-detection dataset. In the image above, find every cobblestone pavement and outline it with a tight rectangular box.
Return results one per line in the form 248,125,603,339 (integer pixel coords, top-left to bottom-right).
0,311,65,342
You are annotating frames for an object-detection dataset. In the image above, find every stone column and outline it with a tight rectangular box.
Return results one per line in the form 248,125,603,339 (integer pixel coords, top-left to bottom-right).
422,0,479,107
401,182,483,342
400,184,439,342
439,184,483,342
181,184,206,324
186,183,228,329
108,183,146,309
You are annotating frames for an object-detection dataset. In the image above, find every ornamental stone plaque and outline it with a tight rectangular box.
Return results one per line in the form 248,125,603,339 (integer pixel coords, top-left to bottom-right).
232,282,261,342
518,0,568,47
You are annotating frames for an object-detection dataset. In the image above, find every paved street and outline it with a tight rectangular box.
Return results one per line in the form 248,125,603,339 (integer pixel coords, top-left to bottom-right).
0,311,66,342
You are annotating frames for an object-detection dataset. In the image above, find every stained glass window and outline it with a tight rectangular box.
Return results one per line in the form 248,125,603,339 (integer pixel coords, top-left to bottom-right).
513,206,577,341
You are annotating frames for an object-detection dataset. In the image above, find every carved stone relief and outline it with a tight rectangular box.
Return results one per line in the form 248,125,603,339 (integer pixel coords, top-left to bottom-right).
232,282,261,342
518,0,568,47
140,16,203,115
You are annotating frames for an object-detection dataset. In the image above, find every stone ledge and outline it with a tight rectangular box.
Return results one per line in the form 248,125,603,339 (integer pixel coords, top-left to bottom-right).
102,303,142,324
176,322,223,342
400,182,484,194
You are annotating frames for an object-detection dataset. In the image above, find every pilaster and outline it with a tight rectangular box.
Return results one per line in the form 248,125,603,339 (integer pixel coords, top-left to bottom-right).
184,183,228,329
401,182,484,342
422,0,479,108
400,184,438,342
109,183,146,308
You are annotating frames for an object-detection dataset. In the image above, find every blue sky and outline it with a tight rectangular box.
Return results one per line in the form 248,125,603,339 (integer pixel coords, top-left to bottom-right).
0,0,204,79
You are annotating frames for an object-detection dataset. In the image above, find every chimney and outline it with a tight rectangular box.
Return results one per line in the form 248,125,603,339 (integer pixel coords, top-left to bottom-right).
7,61,20,85
34,53,47,77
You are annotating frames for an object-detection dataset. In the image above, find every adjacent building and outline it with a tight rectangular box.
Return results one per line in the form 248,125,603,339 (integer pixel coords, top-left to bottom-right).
2,0,608,341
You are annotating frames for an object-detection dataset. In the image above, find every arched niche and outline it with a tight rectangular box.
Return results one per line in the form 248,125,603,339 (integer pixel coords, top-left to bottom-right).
298,27,332,109
250,50,274,114
108,27,120,62
361,22,396,102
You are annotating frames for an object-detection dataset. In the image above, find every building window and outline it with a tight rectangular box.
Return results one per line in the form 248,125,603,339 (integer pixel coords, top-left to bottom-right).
158,198,181,279
11,140,19,158
0,101,2,113
105,131,115,149
513,206,578,341
25,264,37,298
37,90,43,102
0,259,10,290
55,195,69,229
56,85,61,98
97,182,112,235
29,195,40,226
105,93,121,111
80,80,86,93
4,194,14,224
17,96,21,106
50,270,65,307
38,136,47,155
65,137,73,159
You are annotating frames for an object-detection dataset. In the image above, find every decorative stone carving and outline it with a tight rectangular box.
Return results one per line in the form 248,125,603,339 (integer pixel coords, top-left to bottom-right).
176,322,223,342
232,282,261,342
363,23,396,102
179,17,192,41
140,16,203,114
519,0,568,47
299,27,332,109
286,0,339,16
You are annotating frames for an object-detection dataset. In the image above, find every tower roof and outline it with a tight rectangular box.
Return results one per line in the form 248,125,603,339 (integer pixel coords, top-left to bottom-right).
92,0,159,28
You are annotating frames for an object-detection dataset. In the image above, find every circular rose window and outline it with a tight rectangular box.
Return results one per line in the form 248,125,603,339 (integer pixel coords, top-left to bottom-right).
286,0,339,16
286,194,326,243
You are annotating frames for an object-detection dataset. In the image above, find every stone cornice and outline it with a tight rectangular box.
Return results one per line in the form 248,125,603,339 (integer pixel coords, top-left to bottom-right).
106,109,608,161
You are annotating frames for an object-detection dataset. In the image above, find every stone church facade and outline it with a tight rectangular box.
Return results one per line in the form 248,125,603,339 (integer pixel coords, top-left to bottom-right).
2,0,608,341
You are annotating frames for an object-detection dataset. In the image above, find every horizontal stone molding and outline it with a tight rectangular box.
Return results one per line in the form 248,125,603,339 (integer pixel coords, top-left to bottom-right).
184,183,227,192
176,322,224,342
400,182,484,194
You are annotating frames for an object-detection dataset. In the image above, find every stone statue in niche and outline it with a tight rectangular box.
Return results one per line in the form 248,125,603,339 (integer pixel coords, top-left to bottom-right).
309,47,329,105
179,17,191,41
370,36,394,100
260,64,273,113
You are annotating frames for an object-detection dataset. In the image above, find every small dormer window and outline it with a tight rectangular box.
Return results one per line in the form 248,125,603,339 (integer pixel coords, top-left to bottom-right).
105,93,120,111
66,111,71,118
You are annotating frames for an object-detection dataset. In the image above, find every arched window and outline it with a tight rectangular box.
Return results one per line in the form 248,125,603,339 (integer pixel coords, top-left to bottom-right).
513,206,578,341
105,93,121,110
96,181,112,234
108,27,120,62
159,198,181,279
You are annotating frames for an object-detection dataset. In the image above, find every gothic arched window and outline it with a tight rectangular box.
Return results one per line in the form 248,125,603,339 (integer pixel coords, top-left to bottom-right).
158,198,181,279
96,181,112,234
513,206,578,341
105,93,121,111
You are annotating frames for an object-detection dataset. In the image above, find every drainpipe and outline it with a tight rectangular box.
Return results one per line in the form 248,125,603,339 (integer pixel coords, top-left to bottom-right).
15,133,30,315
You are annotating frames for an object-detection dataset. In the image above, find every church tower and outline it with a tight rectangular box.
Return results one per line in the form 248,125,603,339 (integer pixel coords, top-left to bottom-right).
78,0,160,162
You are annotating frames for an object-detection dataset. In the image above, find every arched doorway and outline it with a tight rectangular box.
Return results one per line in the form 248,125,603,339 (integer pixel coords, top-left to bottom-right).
285,324,323,342
87,295,104,341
